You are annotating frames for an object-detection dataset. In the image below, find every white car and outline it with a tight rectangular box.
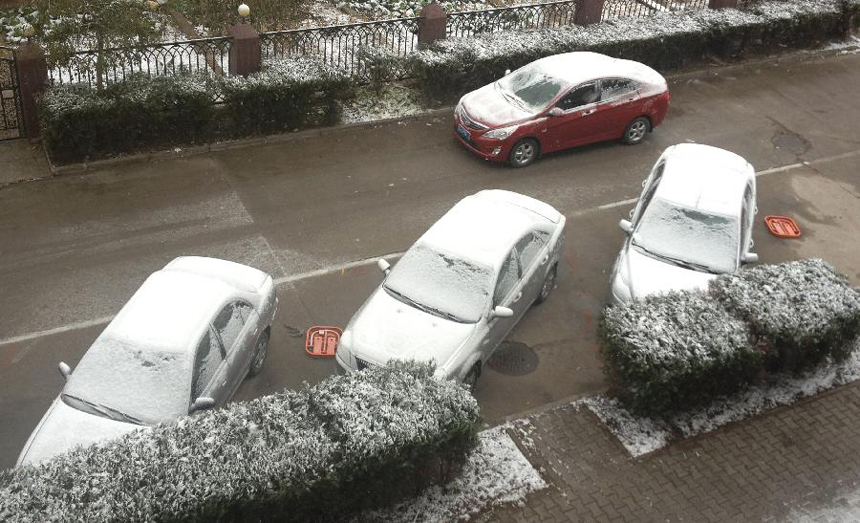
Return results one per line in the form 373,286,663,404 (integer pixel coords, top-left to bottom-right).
609,144,758,304
336,190,566,391
16,257,277,467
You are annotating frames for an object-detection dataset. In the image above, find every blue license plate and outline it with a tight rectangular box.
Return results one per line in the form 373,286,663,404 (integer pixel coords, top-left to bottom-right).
456,124,471,141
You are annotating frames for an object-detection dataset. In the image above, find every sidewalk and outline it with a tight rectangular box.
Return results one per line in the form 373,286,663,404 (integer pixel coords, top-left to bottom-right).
0,139,49,187
493,381,860,522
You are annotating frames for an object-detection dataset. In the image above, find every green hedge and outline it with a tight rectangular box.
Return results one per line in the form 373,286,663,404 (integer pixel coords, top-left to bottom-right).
0,361,480,522
600,290,760,417
407,0,853,102
39,58,355,164
601,260,860,417
710,259,860,371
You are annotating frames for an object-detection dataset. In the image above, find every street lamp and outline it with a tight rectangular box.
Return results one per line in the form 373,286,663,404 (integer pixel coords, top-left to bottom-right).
22,23,36,42
238,3,250,18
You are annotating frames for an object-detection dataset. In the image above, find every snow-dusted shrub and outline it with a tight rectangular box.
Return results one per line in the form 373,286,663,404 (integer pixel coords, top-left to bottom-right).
39,72,219,163
358,45,405,94
710,259,860,371
0,361,480,522
221,57,354,137
600,290,761,417
407,0,848,102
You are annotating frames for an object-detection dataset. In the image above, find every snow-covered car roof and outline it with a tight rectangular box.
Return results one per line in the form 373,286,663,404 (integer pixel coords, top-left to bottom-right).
418,190,562,269
99,268,243,355
655,144,755,217
531,52,666,88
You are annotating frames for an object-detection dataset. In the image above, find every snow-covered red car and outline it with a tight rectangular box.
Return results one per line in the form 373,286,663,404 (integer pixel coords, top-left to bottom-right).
335,190,565,391
454,52,670,167
16,257,277,467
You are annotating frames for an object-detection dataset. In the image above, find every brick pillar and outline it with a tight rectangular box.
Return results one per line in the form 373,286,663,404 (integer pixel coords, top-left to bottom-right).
708,0,739,8
574,0,604,26
419,2,447,46
229,23,261,77
15,42,48,141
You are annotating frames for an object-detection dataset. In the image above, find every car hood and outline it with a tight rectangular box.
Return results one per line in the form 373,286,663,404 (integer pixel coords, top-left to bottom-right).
350,288,476,369
462,83,534,128
622,246,717,300
17,397,145,467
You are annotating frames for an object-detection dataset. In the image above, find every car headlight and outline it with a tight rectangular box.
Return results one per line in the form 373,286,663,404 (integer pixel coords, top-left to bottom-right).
610,274,632,305
337,331,353,365
483,125,518,140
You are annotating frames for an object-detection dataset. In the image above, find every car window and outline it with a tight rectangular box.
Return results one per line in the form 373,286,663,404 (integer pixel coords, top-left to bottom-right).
601,78,638,100
494,250,520,305
515,232,547,272
191,328,223,400
635,162,665,222
213,302,251,352
555,83,599,111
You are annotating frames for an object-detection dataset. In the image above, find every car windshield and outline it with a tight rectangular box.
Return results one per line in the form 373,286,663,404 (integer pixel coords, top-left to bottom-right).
63,338,192,425
633,197,739,274
498,63,566,112
383,244,493,324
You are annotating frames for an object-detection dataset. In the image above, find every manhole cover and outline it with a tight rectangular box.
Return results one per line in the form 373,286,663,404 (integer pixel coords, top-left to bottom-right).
487,341,538,376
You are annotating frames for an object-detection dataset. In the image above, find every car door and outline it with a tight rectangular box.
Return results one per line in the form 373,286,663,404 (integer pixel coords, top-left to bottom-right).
485,247,533,361
597,78,642,138
515,231,551,304
190,326,228,408
542,82,606,151
212,301,258,400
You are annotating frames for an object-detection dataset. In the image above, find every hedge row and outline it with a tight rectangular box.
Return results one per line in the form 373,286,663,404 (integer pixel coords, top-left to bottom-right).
0,361,481,522
600,260,860,417
406,0,859,102
39,58,354,164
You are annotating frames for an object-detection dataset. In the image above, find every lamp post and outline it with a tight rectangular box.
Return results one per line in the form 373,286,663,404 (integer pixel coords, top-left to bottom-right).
22,23,36,43
238,3,250,20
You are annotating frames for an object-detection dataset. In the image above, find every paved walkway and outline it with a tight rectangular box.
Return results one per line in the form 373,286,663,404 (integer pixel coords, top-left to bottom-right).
491,382,860,522
0,139,50,186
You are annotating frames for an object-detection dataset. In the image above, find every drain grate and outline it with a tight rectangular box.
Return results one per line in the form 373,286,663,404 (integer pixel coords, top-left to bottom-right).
487,341,539,376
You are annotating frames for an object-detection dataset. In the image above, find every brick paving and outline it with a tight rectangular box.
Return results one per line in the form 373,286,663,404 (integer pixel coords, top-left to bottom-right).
487,382,860,522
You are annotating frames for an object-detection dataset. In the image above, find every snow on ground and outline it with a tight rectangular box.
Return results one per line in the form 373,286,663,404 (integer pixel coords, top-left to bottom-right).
586,339,860,458
357,426,546,522
341,84,427,123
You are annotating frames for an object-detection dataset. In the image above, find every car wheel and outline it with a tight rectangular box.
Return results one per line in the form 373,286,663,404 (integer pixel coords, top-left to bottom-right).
509,138,539,168
622,117,651,145
248,328,270,377
463,364,481,393
535,265,557,304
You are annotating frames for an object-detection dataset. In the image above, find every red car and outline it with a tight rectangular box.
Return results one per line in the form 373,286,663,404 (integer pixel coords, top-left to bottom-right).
454,52,670,167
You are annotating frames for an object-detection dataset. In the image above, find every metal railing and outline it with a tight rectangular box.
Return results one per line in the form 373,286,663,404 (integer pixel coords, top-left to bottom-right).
48,36,231,88
260,17,420,78
447,0,581,39
602,0,709,20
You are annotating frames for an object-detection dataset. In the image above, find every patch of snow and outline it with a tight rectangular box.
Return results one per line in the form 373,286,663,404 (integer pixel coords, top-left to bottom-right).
358,426,546,522
340,84,427,123
584,396,672,457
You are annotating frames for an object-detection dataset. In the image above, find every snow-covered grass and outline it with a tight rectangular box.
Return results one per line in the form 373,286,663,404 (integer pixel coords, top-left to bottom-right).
587,339,860,458
357,426,547,522
341,84,427,123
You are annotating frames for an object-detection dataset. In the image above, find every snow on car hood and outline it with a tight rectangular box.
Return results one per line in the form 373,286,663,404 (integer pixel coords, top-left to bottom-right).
18,397,145,467
623,247,717,300
462,83,533,128
350,288,476,370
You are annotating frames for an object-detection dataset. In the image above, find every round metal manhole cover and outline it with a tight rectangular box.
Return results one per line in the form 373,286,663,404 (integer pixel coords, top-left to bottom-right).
487,341,538,376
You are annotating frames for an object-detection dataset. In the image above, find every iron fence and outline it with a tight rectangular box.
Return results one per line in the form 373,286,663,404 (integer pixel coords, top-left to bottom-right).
47,36,232,89
1,45,22,140
602,0,709,20
261,17,420,78
447,0,581,39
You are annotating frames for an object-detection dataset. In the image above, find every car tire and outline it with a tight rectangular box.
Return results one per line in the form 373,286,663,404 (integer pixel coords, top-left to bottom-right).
247,328,270,378
622,117,651,145
463,364,481,393
509,138,539,168
535,264,557,305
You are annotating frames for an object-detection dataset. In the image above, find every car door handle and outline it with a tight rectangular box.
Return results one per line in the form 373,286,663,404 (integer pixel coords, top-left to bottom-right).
582,109,596,116
541,255,549,265
512,292,522,303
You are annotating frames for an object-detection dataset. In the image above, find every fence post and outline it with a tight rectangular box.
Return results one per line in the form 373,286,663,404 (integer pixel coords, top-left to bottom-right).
15,42,48,141
574,0,604,26
229,23,261,77
708,0,738,8
418,2,447,46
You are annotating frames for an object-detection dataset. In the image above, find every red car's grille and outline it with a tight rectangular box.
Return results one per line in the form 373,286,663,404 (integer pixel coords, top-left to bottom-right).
460,107,487,131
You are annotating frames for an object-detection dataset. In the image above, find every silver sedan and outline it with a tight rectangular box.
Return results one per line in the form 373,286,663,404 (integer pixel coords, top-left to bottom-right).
336,190,566,391
16,256,277,467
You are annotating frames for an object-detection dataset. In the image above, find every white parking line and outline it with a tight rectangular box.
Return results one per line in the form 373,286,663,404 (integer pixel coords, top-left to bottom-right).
2,148,858,348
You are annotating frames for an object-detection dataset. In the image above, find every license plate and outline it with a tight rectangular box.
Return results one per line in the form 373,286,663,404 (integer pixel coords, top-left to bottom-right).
456,124,471,141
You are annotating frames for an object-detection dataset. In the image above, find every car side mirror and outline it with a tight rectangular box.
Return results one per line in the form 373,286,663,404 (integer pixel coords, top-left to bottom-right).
548,107,564,117
490,305,514,319
618,219,633,235
377,258,391,275
58,362,72,382
742,252,759,264
190,397,215,413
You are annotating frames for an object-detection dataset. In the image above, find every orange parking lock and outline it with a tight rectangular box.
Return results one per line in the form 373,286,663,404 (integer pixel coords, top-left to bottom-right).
305,326,343,358
764,216,801,238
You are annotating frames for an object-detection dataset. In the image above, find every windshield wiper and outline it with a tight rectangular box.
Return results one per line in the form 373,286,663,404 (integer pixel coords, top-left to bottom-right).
385,287,466,323
632,241,718,274
62,393,112,419
97,403,144,425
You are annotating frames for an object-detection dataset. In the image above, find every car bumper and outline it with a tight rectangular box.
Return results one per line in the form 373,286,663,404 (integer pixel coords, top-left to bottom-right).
453,114,511,163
